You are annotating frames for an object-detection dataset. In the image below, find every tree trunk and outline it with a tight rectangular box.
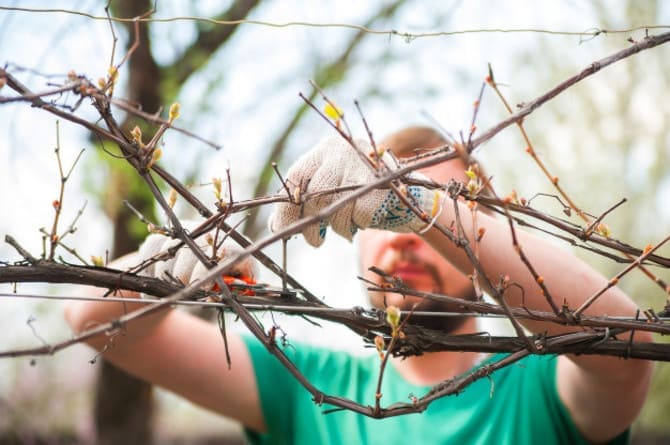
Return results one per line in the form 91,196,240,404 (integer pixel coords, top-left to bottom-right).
91,0,262,442
94,363,154,445
93,0,161,443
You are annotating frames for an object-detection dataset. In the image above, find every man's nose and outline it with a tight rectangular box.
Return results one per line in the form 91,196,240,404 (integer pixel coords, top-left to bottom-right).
388,232,422,251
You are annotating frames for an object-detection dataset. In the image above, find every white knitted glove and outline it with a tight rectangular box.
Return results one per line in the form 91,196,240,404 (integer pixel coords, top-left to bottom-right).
268,135,441,247
137,223,258,295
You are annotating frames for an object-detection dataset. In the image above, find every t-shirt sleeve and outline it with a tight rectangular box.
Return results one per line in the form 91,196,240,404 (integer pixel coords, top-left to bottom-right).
242,335,303,445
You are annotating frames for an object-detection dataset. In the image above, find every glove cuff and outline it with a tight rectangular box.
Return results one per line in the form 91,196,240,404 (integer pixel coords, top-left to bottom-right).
366,186,442,232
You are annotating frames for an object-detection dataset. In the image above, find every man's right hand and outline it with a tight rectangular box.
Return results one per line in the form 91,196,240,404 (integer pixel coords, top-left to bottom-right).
268,135,441,247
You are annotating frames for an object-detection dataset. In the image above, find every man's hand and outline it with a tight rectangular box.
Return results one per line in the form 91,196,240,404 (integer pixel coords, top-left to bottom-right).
268,135,440,246
138,226,257,292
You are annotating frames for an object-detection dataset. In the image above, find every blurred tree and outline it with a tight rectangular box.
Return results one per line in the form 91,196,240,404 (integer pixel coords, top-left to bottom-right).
89,0,409,443
92,1,261,443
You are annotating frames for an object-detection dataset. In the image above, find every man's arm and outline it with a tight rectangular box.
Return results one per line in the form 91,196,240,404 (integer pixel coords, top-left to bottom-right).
63,252,266,432
423,206,653,443
265,134,652,441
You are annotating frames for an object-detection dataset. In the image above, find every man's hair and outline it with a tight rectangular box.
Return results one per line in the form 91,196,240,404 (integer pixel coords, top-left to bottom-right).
380,126,449,158
380,125,494,212
380,125,478,171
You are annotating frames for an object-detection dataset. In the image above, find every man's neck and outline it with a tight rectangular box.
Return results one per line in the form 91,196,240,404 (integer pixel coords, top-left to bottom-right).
390,317,484,386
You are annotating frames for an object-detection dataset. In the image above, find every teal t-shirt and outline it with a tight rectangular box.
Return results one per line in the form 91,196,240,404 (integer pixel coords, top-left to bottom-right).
243,337,629,444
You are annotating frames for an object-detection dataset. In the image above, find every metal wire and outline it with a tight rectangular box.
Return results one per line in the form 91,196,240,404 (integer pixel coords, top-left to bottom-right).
2,292,668,321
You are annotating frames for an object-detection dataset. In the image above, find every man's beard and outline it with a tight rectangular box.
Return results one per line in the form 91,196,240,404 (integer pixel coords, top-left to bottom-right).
401,297,473,333
381,275,477,334
373,250,476,333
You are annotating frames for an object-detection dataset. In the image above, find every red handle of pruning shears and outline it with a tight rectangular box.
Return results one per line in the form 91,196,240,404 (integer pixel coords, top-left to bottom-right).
212,275,257,296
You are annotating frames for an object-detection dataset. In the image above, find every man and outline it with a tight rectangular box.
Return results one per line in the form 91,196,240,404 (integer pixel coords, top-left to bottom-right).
65,126,652,444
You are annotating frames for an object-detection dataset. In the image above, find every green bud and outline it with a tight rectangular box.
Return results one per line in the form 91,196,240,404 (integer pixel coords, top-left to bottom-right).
386,305,401,329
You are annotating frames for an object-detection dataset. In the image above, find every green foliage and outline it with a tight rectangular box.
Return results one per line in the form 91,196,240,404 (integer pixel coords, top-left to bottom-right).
82,143,157,250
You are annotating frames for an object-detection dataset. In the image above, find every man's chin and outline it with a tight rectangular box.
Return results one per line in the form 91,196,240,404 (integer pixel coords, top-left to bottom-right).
406,313,469,334
373,293,470,334
401,298,470,333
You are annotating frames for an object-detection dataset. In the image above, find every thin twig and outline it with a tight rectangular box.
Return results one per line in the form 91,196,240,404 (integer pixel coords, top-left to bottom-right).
574,235,670,317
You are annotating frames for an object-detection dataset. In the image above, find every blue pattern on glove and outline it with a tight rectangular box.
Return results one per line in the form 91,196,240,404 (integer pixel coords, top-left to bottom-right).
370,186,427,230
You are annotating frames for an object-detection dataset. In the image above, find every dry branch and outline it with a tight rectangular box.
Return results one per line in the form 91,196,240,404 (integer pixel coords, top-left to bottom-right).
1,29,670,418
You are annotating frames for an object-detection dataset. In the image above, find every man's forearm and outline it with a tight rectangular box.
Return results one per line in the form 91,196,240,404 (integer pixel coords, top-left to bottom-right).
63,252,173,348
423,201,643,337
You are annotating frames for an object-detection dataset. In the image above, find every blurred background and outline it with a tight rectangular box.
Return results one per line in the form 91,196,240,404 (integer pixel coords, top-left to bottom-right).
0,0,669,443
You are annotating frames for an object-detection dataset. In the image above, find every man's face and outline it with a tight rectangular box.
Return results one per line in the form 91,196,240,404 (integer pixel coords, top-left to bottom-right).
358,160,474,330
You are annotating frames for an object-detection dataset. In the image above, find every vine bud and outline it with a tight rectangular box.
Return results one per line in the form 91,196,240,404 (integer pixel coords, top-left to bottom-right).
131,126,142,144
386,305,401,330
212,177,223,200
168,102,180,123
168,188,177,208
374,335,385,359
148,148,162,168
107,66,118,84
323,102,343,120
596,223,611,238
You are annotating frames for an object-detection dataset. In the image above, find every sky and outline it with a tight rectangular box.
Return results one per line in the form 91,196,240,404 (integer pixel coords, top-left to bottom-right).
0,0,669,437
